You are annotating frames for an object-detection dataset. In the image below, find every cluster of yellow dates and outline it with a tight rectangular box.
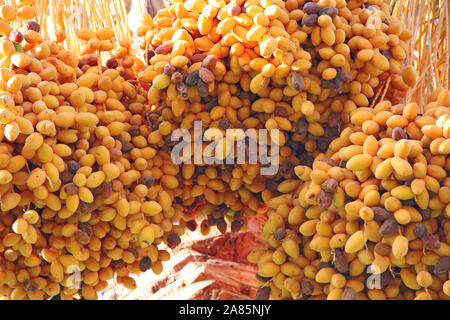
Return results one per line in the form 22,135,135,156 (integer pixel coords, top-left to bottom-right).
0,0,444,301
251,89,450,300
0,2,186,300
135,0,415,233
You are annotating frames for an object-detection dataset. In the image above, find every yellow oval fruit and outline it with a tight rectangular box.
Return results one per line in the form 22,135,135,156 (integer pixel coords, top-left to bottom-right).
50,261,64,282
26,168,46,189
264,212,284,234
299,219,319,236
391,186,415,200
76,112,99,127
400,268,420,290
141,201,162,216
369,256,390,275
86,171,106,189
391,157,413,176
309,236,330,252
12,218,29,235
443,280,450,296
11,53,31,68
392,235,409,259
0,170,13,184
346,154,372,171
1,192,21,211
258,261,280,278
315,267,335,283
138,225,155,247
416,271,432,288
282,238,300,258
22,210,39,224
78,187,94,203
345,230,365,253
280,261,301,277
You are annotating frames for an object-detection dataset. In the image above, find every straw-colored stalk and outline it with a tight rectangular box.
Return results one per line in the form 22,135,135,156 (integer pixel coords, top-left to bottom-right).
8,0,447,105
32,0,132,62
391,0,449,104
